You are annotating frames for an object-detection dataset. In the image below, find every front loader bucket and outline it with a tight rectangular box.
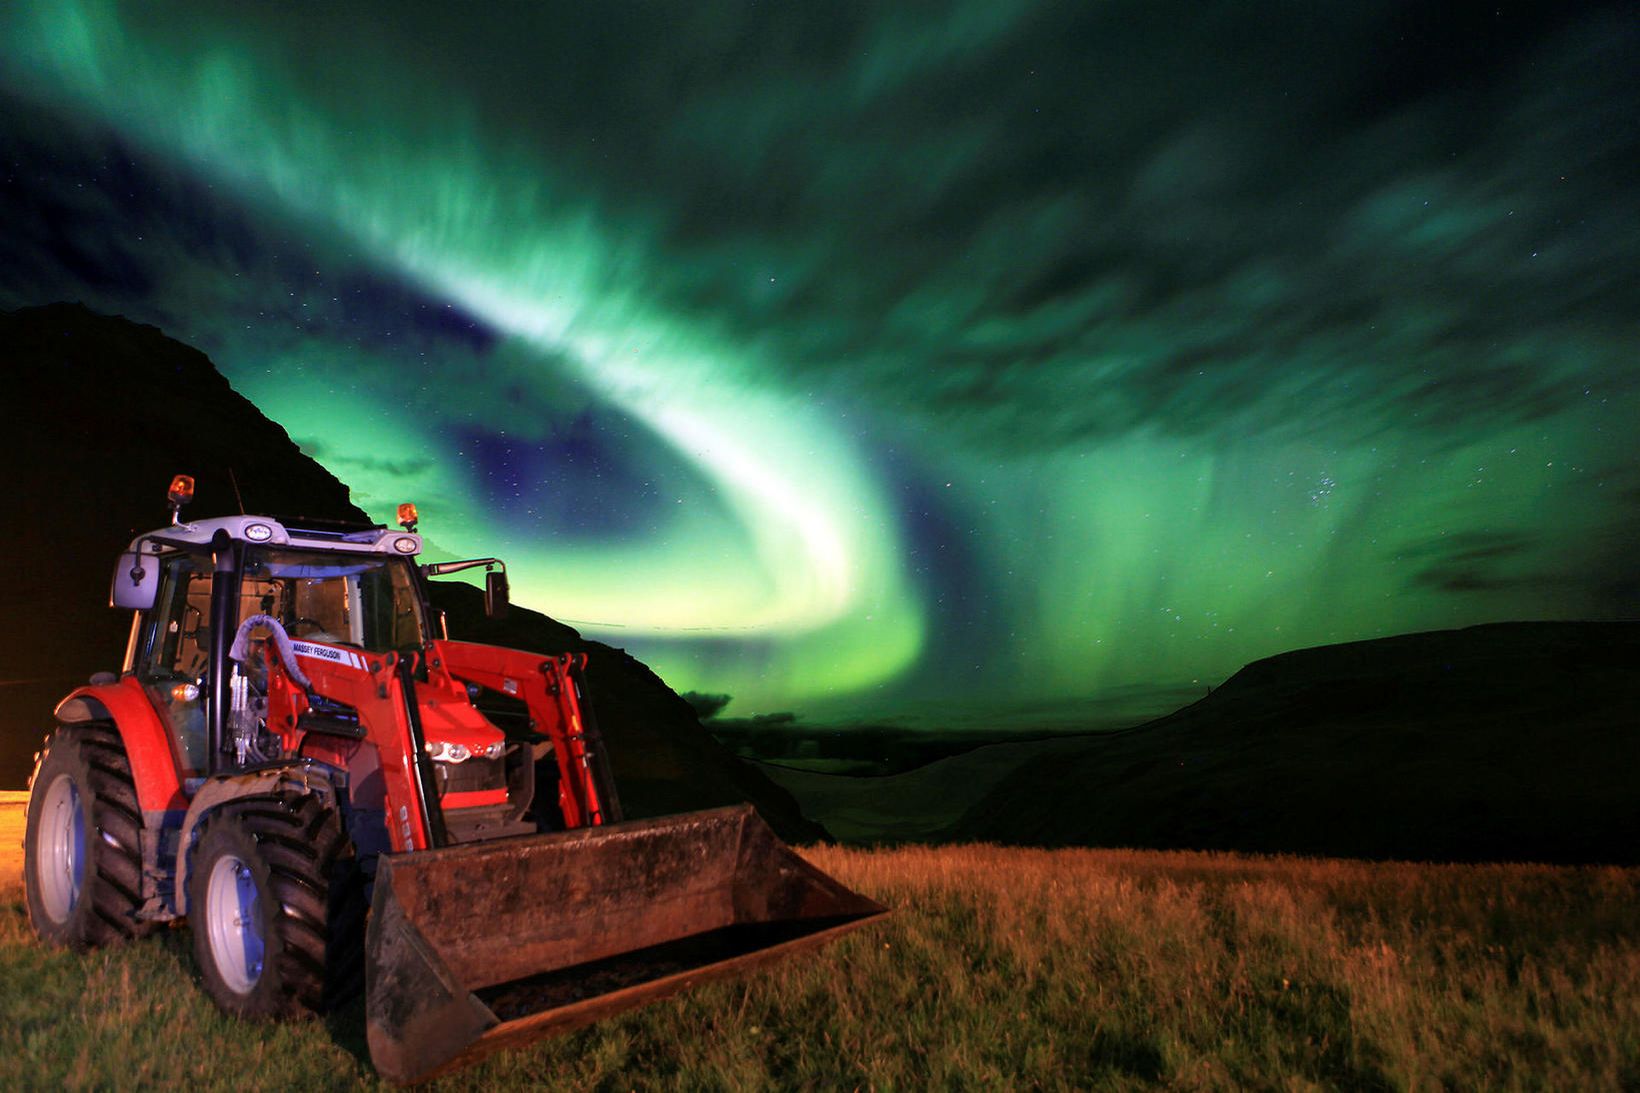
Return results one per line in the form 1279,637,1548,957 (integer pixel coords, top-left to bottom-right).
364,804,886,1084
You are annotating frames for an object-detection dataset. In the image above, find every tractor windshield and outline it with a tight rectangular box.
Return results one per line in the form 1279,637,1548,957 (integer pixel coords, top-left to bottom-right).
241,548,426,652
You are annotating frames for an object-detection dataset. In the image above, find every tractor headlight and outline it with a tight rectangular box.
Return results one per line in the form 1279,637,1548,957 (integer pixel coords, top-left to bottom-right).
424,740,492,763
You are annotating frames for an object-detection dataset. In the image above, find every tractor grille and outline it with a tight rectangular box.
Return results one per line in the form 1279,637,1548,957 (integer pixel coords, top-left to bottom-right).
435,755,505,797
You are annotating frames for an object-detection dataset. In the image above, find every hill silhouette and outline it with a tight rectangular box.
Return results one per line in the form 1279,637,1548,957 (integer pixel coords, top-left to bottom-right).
949,621,1640,863
0,302,821,841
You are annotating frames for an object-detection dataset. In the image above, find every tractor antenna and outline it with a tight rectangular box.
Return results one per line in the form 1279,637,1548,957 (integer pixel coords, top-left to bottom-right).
228,467,246,514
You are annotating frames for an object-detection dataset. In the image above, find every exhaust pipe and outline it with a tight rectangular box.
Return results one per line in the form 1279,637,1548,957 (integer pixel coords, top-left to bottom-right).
365,805,886,1084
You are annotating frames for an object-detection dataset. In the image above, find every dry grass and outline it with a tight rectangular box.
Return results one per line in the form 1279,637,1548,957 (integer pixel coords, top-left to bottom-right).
799,845,1640,1090
2,835,1637,1089
0,793,24,881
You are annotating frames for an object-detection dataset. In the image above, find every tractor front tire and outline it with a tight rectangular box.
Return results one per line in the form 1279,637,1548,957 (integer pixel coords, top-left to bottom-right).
24,724,151,948
187,793,363,1019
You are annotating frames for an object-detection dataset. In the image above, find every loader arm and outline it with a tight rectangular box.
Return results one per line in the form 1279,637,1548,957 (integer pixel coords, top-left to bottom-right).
432,641,619,828
263,645,439,852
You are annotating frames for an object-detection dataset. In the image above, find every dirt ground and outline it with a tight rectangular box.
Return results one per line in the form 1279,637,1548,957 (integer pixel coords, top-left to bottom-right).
0,791,25,885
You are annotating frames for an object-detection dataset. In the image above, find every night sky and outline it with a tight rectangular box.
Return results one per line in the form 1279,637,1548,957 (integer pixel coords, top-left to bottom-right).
2,2,1635,725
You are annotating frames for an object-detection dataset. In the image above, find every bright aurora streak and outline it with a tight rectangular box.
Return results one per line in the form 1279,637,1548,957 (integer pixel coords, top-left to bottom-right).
1,1,1635,725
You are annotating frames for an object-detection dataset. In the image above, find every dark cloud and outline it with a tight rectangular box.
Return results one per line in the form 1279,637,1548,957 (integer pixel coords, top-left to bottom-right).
0,98,242,307
449,407,734,541
678,691,732,720
0,88,505,373
294,441,433,481
1399,528,1630,608
1400,531,1536,594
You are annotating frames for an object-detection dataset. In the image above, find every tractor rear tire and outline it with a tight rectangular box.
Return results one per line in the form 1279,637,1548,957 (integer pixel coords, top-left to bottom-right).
24,724,152,948
187,792,364,1019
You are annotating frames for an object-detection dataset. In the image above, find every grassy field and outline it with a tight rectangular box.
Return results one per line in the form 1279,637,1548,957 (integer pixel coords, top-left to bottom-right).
2,796,1637,1090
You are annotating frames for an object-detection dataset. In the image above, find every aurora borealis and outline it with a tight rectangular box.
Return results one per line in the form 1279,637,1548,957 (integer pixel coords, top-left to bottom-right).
2,2,1635,724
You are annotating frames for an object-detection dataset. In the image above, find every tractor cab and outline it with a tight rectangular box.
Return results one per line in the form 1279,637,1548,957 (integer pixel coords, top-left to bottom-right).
113,512,434,776
108,502,546,851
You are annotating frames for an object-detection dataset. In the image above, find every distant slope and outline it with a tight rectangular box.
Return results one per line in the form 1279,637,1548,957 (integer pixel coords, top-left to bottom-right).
951,622,1640,863
756,734,1102,844
0,302,820,841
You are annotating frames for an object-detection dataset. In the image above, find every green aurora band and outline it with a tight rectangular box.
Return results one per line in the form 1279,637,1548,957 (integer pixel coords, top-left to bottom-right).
2,1,1635,722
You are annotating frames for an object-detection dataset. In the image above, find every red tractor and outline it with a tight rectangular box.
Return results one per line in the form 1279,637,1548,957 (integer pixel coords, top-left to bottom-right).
24,477,882,1082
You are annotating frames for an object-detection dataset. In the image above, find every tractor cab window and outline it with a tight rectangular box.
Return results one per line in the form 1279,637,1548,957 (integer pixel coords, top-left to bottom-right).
240,549,425,653
137,552,213,773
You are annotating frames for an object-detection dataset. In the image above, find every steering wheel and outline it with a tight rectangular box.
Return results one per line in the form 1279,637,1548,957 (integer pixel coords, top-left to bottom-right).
289,617,328,638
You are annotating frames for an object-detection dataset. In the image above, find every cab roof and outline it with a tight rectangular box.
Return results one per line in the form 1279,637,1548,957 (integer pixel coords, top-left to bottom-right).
127,515,422,556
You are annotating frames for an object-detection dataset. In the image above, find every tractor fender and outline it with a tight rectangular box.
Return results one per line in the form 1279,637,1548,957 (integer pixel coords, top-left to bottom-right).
55,678,187,813
174,760,340,916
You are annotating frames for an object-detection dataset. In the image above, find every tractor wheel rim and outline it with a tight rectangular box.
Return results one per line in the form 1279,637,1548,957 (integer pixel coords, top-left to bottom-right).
205,853,265,994
36,774,85,923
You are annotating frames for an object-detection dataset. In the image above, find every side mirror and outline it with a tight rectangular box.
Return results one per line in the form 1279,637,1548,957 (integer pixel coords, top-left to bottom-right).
484,569,510,621
111,549,159,611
